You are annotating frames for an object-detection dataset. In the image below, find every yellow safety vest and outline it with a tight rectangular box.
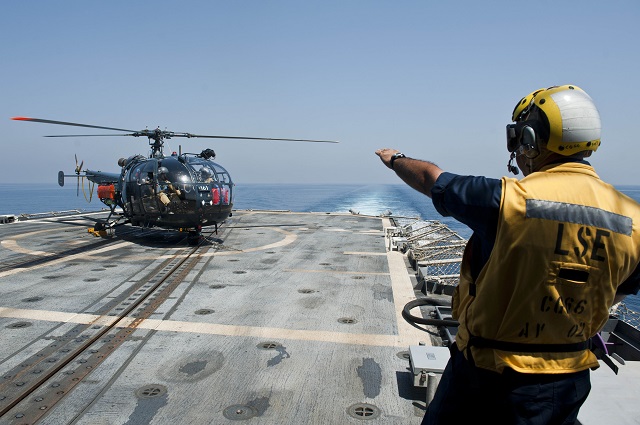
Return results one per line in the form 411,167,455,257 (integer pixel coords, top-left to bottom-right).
452,162,640,373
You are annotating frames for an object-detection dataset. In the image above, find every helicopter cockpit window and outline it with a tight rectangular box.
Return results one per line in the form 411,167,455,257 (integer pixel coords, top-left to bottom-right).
186,158,224,184
197,166,216,183
180,157,233,205
156,159,188,187
132,161,156,185
130,166,144,184
133,160,159,212
217,172,230,184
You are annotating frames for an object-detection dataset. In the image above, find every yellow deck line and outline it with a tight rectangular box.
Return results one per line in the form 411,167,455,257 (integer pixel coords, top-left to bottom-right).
0,307,416,348
0,241,133,278
382,217,432,346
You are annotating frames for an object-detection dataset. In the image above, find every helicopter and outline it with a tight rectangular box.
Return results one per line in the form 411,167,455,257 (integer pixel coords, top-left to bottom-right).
11,117,338,244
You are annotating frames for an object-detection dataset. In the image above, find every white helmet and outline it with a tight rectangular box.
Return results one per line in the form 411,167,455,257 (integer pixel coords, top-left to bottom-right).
510,85,601,156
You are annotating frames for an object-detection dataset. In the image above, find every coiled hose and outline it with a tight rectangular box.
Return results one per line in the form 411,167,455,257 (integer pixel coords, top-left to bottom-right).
402,298,459,328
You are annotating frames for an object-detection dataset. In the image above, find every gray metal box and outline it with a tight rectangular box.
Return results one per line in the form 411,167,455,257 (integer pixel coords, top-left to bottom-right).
408,345,450,387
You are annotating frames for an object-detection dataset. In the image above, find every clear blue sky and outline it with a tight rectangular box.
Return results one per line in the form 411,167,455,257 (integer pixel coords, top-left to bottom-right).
2,1,639,185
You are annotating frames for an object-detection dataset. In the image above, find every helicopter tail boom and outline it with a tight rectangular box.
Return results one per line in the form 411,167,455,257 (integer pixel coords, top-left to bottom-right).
58,170,119,186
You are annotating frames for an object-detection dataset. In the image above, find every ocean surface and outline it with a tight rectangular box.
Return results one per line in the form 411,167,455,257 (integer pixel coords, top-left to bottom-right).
1,182,639,312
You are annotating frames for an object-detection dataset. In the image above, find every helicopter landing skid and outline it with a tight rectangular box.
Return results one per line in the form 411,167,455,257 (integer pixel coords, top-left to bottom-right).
185,224,205,246
187,230,201,246
93,207,124,232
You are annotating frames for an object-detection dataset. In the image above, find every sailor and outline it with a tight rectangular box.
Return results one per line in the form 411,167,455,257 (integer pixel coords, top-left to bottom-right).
157,166,181,206
376,85,640,425
199,166,214,183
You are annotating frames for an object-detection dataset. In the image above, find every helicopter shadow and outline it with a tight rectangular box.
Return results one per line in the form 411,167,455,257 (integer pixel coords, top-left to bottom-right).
111,224,224,248
43,213,224,248
54,214,109,227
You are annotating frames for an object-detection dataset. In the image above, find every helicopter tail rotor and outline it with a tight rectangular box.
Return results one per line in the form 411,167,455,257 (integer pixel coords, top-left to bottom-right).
74,154,85,196
74,154,84,175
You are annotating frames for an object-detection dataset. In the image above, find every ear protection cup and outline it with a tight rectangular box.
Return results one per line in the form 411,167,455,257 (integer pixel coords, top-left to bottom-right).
521,125,539,158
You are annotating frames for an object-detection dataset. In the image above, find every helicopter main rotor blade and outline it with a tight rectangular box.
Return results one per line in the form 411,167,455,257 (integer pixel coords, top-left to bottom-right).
12,116,339,143
43,134,137,138
12,117,136,133
177,134,339,143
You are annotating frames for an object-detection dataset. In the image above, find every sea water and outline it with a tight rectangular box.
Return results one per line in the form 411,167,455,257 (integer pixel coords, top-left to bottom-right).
0,183,469,237
1,182,639,312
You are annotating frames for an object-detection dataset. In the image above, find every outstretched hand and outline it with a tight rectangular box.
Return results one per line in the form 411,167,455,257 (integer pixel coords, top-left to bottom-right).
374,148,443,197
375,148,401,169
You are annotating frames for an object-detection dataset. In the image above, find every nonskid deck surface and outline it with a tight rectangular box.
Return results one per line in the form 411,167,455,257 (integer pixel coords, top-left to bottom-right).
0,210,428,424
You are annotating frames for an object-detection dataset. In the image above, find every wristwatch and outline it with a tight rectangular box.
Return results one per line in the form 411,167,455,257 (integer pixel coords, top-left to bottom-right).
390,152,406,169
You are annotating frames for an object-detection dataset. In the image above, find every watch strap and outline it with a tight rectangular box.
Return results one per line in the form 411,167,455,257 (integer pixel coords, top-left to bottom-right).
390,153,406,169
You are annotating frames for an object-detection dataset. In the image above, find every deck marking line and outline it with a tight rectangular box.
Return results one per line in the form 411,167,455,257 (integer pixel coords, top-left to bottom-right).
0,226,296,264
141,319,406,346
1,239,53,256
382,217,433,347
0,307,412,348
284,269,388,276
0,241,133,278
0,307,117,327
